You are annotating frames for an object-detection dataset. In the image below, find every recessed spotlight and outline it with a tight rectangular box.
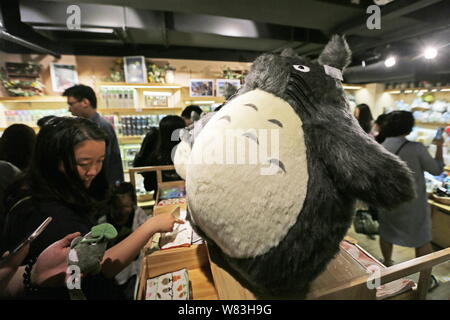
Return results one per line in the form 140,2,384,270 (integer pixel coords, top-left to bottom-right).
384,56,396,68
424,47,438,59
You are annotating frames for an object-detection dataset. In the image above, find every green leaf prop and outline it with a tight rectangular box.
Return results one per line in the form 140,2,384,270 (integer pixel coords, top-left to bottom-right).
90,223,118,240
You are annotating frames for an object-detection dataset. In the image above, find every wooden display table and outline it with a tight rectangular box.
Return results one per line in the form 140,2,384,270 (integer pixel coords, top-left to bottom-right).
132,166,449,300
137,199,450,300
209,242,450,300
136,202,219,300
428,199,450,248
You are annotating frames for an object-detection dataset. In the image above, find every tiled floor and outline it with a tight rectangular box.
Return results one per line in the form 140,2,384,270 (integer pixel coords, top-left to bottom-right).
346,225,450,300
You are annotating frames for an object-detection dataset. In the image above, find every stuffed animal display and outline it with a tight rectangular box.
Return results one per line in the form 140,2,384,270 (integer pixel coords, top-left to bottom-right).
175,35,415,299
67,223,118,299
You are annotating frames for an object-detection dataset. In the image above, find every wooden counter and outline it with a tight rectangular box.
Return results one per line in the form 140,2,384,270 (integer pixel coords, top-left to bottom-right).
137,202,218,300
208,242,377,300
428,199,450,248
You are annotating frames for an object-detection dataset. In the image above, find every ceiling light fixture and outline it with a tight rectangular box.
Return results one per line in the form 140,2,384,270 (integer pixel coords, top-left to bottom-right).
384,56,396,68
424,47,438,59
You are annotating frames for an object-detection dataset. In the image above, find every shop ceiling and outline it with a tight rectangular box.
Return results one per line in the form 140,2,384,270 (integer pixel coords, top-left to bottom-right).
0,0,449,83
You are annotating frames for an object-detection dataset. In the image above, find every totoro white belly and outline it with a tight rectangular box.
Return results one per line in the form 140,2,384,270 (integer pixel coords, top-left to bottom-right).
186,89,309,258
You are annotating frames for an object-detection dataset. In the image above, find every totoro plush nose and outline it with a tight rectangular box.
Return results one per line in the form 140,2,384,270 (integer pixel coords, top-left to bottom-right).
186,89,309,259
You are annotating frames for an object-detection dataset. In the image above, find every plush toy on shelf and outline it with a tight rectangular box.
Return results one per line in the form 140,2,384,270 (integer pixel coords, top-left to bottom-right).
67,223,118,300
175,35,415,299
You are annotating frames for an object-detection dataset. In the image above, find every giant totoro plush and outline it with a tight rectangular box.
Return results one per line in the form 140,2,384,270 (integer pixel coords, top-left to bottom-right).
175,35,415,298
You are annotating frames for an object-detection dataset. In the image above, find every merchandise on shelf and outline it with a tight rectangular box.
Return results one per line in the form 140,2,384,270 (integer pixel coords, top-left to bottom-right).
120,144,141,171
114,115,165,136
145,269,190,300
100,88,136,108
386,97,450,124
144,92,169,107
2,109,70,127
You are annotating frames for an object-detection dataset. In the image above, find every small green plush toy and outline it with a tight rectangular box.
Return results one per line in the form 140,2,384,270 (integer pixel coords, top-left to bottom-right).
67,223,118,300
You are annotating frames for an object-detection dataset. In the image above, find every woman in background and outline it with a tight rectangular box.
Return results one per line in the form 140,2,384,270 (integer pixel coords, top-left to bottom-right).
378,111,443,270
0,123,36,171
354,103,374,134
140,115,186,194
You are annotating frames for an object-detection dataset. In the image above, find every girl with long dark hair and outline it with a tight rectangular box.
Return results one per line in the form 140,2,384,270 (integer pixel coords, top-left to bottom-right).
1,117,183,299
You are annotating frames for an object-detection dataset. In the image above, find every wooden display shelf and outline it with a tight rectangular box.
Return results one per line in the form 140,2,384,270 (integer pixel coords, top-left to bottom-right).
210,240,450,300
98,82,182,89
428,199,450,248
385,87,450,94
99,107,182,114
118,136,144,144
415,122,448,129
0,96,66,102
137,244,218,300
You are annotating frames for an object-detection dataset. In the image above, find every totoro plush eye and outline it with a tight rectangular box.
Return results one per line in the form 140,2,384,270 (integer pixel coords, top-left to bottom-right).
293,65,310,72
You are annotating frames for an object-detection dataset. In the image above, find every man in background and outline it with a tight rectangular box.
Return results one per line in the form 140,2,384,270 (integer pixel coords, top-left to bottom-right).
63,84,124,185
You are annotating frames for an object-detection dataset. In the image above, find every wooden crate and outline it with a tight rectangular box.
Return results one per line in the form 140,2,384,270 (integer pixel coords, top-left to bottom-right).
430,201,450,248
136,244,218,300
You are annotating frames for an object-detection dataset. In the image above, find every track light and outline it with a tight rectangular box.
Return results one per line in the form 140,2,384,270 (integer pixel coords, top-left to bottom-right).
424,47,438,59
384,56,396,67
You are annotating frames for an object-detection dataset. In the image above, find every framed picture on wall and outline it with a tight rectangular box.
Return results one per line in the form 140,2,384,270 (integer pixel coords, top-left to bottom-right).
50,63,79,92
216,79,241,97
189,79,214,97
124,56,147,83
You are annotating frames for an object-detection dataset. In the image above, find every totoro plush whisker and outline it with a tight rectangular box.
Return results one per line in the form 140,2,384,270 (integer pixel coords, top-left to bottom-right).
268,119,283,128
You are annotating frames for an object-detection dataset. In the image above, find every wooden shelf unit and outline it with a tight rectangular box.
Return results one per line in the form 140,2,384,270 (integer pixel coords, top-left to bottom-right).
385,87,450,94
428,199,450,248
137,244,218,300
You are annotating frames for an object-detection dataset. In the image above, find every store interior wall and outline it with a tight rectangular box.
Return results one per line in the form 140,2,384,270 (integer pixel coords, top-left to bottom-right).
0,52,386,115
0,52,252,96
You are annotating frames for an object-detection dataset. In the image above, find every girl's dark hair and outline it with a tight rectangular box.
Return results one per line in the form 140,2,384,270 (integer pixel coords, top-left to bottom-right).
9,117,109,213
381,111,415,138
110,182,137,205
355,104,374,134
150,115,185,165
37,115,56,128
181,105,202,120
374,113,388,143
0,124,36,171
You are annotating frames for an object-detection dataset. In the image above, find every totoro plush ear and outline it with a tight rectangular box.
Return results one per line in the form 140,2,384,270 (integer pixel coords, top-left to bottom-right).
318,34,352,70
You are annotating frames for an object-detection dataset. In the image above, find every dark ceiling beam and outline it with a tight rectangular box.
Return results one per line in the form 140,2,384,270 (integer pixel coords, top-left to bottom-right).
1,0,62,57
334,0,443,35
50,43,261,62
170,13,328,44
350,18,450,55
19,0,329,46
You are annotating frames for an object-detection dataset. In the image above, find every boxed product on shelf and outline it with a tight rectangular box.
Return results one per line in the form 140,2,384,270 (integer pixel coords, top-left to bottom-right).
388,98,450,124
159,186,186,200
2,108,70,127
100,87,135,108
145,268,190,300
144,93,169,107
117,115,159,136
